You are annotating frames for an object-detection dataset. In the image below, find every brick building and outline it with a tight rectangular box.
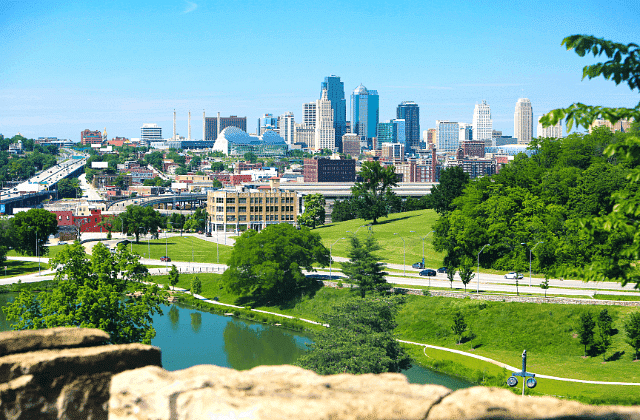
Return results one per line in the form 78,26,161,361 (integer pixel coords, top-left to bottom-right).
303,157,356,182
80,129,103,146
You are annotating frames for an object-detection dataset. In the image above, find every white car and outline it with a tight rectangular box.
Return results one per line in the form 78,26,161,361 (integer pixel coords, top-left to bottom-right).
505,272,524,280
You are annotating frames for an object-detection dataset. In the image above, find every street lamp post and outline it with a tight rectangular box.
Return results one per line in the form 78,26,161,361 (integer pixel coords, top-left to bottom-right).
521,241,544,286
477,244,490,293
394,233,406,276
329,238,345,280
165,221,173,268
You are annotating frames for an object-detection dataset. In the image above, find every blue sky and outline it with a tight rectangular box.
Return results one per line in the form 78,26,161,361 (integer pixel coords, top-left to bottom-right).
1,0,639,141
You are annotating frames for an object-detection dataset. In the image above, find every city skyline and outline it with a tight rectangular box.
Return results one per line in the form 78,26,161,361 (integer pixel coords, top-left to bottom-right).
1,0,638,141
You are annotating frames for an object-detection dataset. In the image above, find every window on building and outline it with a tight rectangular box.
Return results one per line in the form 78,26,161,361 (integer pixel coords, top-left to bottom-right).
239,207,246,213
239,215,246,221
216,215,223,221
216,206,223,212
226,198,235,204
226,215,236,222
227,207,235,213
239,198,246,204
216,197,224,203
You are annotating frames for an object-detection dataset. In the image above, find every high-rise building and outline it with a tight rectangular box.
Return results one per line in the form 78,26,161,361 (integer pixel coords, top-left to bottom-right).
258,113,278,135
537,116,562,139
436,121,460,152
342,133,361,157
140,124,162,143
294,123,315,147
514,98,533,144
278,112,295,145
205,116,247,141
459,123,473,141
376,119,406,147
303,102,317,128
351,84,379,145
396,101,420,152
314,89,336,151
472,100,492,144
321,75,347,152
588,117,633,133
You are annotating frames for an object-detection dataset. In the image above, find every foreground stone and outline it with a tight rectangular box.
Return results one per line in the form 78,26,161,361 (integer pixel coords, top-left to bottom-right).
110,364,640,420
0,328,161,420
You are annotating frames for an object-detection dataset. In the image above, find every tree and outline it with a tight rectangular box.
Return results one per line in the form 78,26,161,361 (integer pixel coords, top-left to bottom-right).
222,224,330,302
169,264,179,289
297,193,326,229
11,208,58,257
576,312,596,357
191,276,202,296
446,265,456,289
120,205,164,242
351,161,398,224
458,258,475,292
57,178,80,198
341,235,389,298
211,162,225,172
427,166,470,215
596,308,614,361
3,242,164,344
451,311,467,345
296,295,411,375
540,276,550,298
540,35,640,288
624,311,640,360
244,152,258,163
331,198,357,223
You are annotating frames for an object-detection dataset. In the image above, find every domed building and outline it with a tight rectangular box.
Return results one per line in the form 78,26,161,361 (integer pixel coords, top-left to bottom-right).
212,126,287,156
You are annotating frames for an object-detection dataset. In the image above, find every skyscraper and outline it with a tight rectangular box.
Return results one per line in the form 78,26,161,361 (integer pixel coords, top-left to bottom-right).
321,75,347,152
258,113,278,135
205,115,247,141
376,119,406,146
351,84,379,148
514,98,533,144
396,101,420,152
314,89,336,151
278,112,295,145
303,102,317,128
537,116,562,139
472,100,492,143
436,120,460,152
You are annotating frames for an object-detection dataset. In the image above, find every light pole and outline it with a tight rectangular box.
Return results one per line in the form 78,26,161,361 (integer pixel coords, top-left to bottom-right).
521,241,544,286
477,244,490,293
329,237,345,280
394,233,406,276
29,227,40,276
165,221,173,268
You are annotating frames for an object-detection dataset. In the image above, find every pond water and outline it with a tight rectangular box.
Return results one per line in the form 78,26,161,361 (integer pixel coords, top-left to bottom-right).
0,294,473,390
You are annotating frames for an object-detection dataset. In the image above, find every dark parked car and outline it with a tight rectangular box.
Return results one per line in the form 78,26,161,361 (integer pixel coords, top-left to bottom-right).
160,256,171,262
437,267,448,273
412,262,424,269
419,269,437,277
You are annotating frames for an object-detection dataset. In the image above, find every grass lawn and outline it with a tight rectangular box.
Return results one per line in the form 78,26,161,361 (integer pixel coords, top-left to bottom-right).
0,259,50,278
129,237,233,263
315,209,444,268
6,244,64,261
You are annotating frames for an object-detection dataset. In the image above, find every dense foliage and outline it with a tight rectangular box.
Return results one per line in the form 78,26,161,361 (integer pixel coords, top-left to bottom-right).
11,209,59,257
3,243,164,344
297,193,326,229
297,295,411,375
341,234,389,297
433,128,638,276
351,161,398,224
222,224,330,302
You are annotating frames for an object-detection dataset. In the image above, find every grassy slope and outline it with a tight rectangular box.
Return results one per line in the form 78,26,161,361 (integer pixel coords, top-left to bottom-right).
129,236,234,263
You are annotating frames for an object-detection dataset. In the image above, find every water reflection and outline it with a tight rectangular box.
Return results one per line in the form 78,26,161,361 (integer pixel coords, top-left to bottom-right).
168,305,179,330
190,312,201,333
223,319,309,370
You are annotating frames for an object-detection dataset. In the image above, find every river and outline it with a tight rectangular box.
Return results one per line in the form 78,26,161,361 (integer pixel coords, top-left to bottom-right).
0,294,472,389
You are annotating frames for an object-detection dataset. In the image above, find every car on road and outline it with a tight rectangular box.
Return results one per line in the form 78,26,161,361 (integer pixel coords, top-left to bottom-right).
505,272,524,280
419,269,437,277
160,256,171,262
411,262,424,269
437,267,448,273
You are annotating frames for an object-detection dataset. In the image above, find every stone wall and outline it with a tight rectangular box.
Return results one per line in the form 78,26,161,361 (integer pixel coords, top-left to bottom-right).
110,364,640,420
0,328,161,420
1,328,640,419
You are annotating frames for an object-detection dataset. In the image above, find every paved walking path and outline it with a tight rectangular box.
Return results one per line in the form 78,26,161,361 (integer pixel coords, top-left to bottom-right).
398,340,640,386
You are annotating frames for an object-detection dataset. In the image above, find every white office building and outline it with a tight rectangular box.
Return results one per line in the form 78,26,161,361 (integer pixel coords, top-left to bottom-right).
472,100,493,143
514,98,534,144
314,89,336,151
303,102,317,129
278,112,295,145
140,123,162,144
537,116,562,139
